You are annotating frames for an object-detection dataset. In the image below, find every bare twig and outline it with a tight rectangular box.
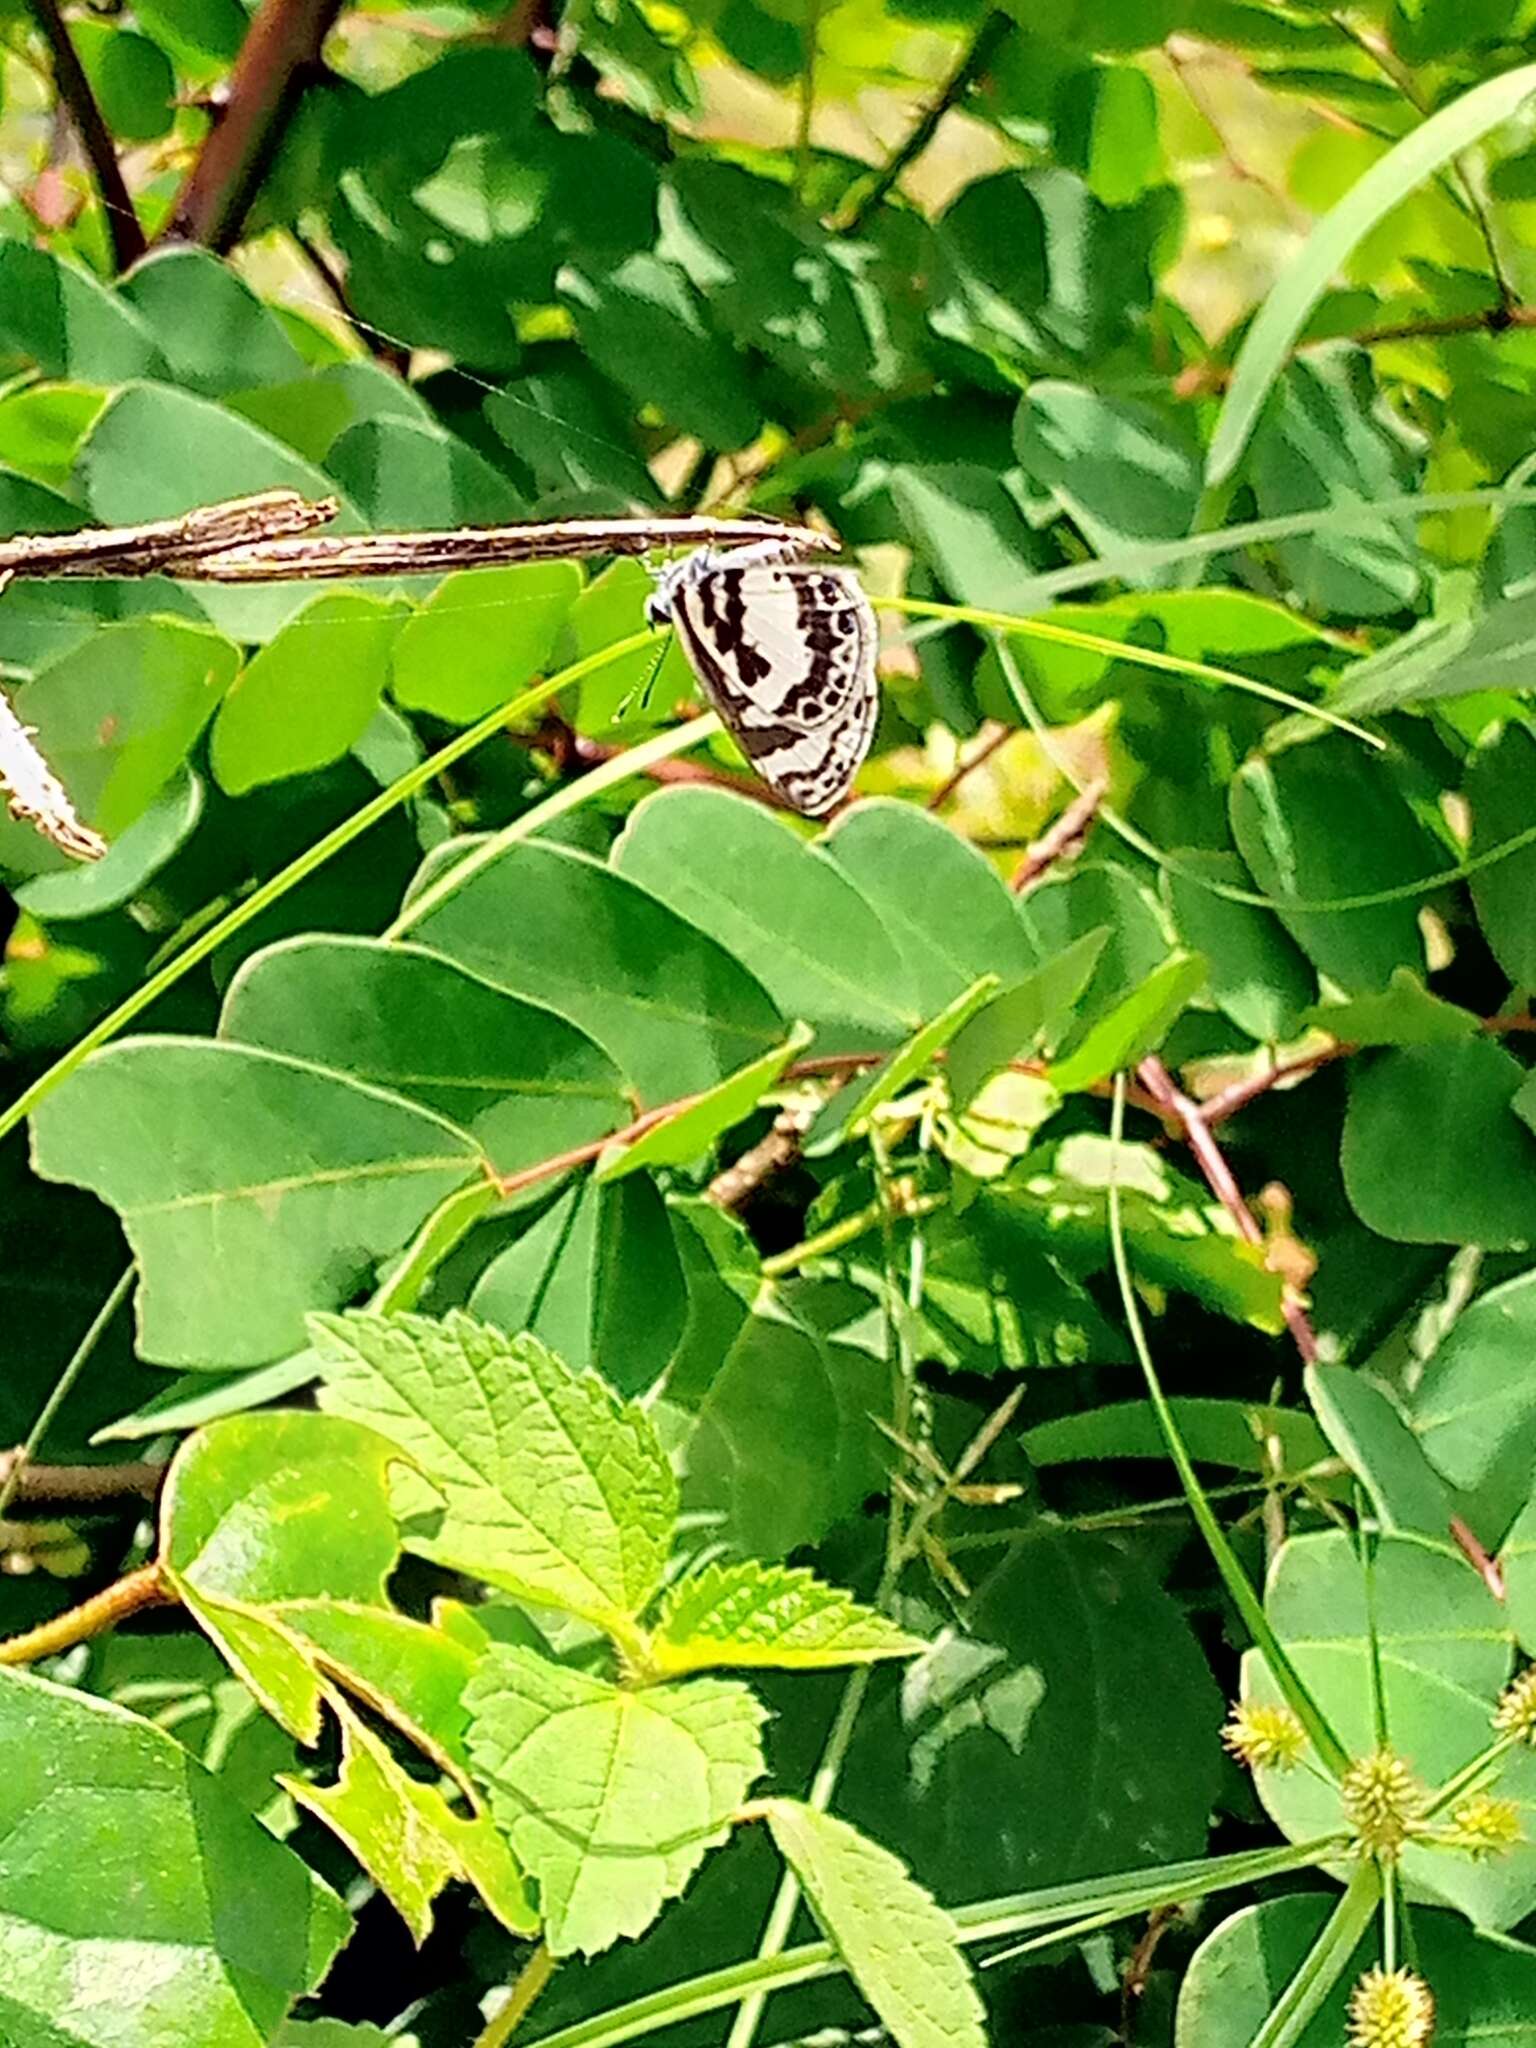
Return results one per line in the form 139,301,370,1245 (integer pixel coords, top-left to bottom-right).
708,1103,817,1209
1200,1042,1355,1127
1010,778,1108,893
0,490,336,581
926,721,1012,812
570,734,802,813
834,9,1013,232
165,0,345,250
25,0,146,269
0,1452,161,1506
1136,1053,1319,1364
0,1561,170,1665
1175,303,1536,398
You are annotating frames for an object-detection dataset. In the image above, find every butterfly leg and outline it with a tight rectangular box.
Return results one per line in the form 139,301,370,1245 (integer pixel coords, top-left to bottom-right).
612,636,670,723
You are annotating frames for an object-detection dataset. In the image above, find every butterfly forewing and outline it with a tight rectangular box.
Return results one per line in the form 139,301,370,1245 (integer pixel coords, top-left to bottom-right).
664,559,878,817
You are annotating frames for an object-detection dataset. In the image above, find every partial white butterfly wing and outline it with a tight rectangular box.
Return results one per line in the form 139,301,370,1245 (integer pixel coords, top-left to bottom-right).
660,559,878,817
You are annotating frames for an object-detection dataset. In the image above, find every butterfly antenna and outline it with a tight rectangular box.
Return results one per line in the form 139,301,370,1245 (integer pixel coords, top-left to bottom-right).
612,635,669,724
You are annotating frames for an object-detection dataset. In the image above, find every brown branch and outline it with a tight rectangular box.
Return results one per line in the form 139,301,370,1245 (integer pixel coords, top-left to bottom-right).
25,0,146,269
570,734,802,814
1176,303,1536,398
0,1562,171,1665
1199,1042,1354,1127
927,721,1012,812
1010,778,1108,893
165,0,345,250
1136,1053,1319,1364
0,1451,162,1506
707,1104,816,1209
493,1053,879,1200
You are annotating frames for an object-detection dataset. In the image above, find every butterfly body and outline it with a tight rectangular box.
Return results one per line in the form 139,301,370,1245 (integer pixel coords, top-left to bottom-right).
646,541,878,817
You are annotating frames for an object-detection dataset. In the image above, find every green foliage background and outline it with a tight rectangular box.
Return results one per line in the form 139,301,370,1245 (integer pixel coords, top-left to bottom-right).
9,0,1536,2043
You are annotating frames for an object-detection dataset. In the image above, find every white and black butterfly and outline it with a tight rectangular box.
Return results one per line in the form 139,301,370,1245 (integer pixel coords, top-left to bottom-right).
645,538,878,818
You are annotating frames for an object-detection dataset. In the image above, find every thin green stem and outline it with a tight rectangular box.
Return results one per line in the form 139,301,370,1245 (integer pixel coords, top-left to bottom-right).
794,0,823,202
759,1191,944,1278
0,630,657,1149
1249,1860,1380,2048
887,595,1380,747
0,1264,134,1519
1107,1077,1350,1778
387,713,717,940
475,1942,557,2048
1423,1731,1515,1817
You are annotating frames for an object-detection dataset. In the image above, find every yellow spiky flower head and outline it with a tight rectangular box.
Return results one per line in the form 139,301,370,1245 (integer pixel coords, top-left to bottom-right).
1346,1965,1434,2048
1494,1666,1536,1745
1220,1700,1309,1773
1446,1792,1522,1860
1340,1748,1426,1862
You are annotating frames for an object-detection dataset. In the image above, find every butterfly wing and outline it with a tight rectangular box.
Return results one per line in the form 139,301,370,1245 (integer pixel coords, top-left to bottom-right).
666,562,878,816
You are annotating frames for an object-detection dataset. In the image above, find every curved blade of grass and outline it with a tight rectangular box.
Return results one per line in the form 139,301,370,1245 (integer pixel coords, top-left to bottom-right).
990,633,1536,917
1107,1075,1349,1777
1019,486,1536,607
0,627,696,1147
518,1838,1336,2048
889,597,1380,748
1250,1862,1381,2048
1207,63,1536,486
387,713,718,939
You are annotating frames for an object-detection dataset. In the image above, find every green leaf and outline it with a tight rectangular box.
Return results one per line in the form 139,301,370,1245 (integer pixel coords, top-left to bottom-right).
1165,850,1314,1043
559,253,763,448
326,416,526,528
820,799,1039,1018
1244,1530,1536,1929
984,1138,1286,1331
12,616,241,839
12,768,201,921
1018,864,1173,1049
1046,949,1207,1092
1342,1040,1536,1247
1306,1362,1451,1539
1301,969,1479,1048
211,593,404,794
281,1695,536,1942
612,789,919,1048
117,249,308,394
839,1529,1224,1900
1230,743,1446,993
763,1801,986,2048
70,21,175,140
391,563,583,724
1412,1268,1536,1535
1468,721,1536,988
0,1665,349,2048
311,1308,678,1631
221,935,628,1179
464,1644,766,1955
1022,1396,1329,1473
1207,60,1536,484
470,1172,688,1396
683,1303,889,1557
1179,1895,1536,2048
651,1561,925,1678
946,931,1108,1108
0,243,161,380
1013,381,1200,551
839,977,1000,1139
598,1026,813,1180
29,1038,486,1367
403,836,784,1105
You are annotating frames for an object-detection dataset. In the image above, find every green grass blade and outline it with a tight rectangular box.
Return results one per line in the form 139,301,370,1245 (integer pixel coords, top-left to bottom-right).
0,627,673,1147
1249,1862,1381,2048
1207,63,1536,486
1106,1077,1350,1777
889,597,1380,747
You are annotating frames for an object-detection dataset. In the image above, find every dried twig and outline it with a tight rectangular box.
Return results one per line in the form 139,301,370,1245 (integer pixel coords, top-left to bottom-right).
0,490,335,581
1010,777,1108,893
926,721,1012,812
0,1451,162,1507
708,1103,817,1209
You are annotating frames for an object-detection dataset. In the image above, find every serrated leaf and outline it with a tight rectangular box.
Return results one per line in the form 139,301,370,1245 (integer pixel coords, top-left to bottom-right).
464,1644,766,1955
763,1800,986,2048
650,1561,925,1678
311,1309,677,1632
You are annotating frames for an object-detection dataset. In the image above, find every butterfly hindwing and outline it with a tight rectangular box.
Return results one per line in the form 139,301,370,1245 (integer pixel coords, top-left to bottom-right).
664,559,878,816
